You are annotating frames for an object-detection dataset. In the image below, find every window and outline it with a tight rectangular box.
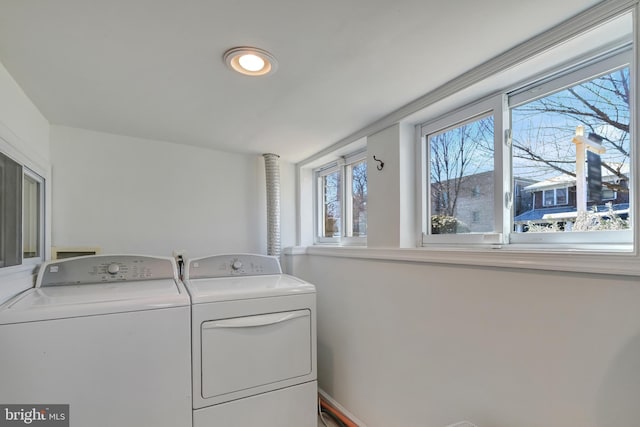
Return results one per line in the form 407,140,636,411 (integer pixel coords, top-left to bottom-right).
318,167,341,238
421,96,505,243
511,49,632,242
346,159,367,237
23,170,44,259
0,152,22,268
0,151,44,268
419,18,633,248
542,188,568,207
315,152,367,244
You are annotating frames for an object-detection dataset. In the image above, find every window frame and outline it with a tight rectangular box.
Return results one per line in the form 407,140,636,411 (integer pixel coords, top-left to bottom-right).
315,161,343,244
314,150,367,245
509,49,633,246
22,167,45,266
295,3,639,276
0,136,47,273
0,151,22,268
418,43,634,249
419,95,508,246
542,188,569,207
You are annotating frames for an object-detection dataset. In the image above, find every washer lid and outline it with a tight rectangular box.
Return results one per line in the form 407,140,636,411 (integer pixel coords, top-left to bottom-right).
0,279,189,324
185,274,315,304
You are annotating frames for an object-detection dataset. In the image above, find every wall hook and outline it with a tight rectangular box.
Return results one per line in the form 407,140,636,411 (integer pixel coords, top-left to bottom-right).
373,155,384,171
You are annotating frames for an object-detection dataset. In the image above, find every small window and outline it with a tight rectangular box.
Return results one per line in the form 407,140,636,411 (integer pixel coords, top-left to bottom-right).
318,168,341,238
602,188,616,201
419,15,632,249
347,159,367,237
0,152,22,268
23,170,44,259
543,190,555,207
429,114,495,234
556,188,567,205
543,188,568,207
421,95,505,244
511,50,632,241
0,151,45,269
315,152,367,244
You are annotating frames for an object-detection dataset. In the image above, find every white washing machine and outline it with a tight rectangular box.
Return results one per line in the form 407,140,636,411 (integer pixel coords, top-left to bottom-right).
0,255,192,427
184,253,317,427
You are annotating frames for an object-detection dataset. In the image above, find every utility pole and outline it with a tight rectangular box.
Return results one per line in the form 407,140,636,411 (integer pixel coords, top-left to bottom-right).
572,126,606,212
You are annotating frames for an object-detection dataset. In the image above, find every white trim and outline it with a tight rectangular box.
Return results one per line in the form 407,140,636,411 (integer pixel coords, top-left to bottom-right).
421,95,504,245
297,0,639,169
0,122,51,270
22,167,45,264
510,229,633,245
286,245,640,277
509,49,632,107
0,121,48,179
420,96,497,137
318,388,368,427
632,5,639,252
315,165,342,244
344,155,367,240
313,152,368,246
0,263,37,304
283,246,308,256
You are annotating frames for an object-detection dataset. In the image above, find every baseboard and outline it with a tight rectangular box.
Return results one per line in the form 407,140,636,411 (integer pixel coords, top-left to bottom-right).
318,388,368,427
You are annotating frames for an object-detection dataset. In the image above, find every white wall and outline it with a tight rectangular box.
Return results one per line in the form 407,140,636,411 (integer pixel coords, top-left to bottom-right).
0,59,50,303
366,123,415,247
287,254,640,427
51,126,295,258
0,62,49,167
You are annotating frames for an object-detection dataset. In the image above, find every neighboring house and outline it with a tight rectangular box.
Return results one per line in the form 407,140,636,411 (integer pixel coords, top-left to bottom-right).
513,177,536,218
513,163,630,230
431,171,494,232
431,171,535,233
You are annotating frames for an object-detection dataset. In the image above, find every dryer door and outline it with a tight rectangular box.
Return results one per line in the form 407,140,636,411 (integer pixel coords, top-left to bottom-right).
200,309,312,399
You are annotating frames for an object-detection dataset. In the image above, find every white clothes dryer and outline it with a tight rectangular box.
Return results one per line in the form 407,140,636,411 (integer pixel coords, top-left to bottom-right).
184,253,317,427
0,255,192,427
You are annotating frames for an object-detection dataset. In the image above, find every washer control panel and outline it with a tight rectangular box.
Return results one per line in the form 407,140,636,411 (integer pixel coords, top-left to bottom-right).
37,255,176,287
187,254,282,279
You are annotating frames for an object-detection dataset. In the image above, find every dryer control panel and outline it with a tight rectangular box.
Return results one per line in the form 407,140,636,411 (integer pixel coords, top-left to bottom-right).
187,254,282,279
37,255,177,287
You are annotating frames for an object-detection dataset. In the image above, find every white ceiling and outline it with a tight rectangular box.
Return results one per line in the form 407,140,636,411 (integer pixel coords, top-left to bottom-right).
0,0,601,163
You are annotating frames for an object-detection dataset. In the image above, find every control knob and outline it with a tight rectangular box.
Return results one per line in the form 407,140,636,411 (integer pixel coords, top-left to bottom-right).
231,260,243,271
107,263,120,275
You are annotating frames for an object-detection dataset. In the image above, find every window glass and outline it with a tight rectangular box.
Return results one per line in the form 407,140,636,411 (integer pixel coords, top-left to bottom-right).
23,173,41,259
556,188,567,205
429,114,495,234
511,65,631,234
543,190,555,206
349,160,367,237
321,170,341,238
0,152,22,268
315,152,367,243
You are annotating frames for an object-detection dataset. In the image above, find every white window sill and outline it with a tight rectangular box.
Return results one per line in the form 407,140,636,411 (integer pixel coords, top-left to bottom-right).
0,262,40,305
284,244,640,277
313,238,367,247
0,262,40,279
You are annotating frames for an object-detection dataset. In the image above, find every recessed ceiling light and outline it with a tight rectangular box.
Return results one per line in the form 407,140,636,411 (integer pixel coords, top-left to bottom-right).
224,47,278,76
